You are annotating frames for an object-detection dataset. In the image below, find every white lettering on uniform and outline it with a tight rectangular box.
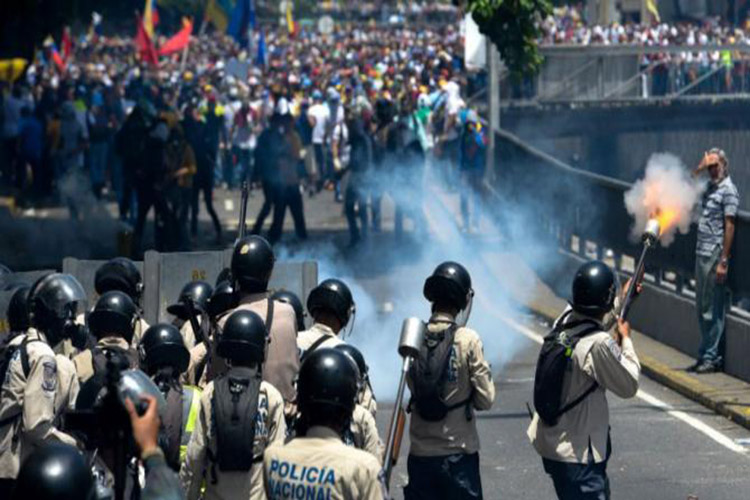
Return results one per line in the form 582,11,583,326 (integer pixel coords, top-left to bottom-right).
267,459,335,500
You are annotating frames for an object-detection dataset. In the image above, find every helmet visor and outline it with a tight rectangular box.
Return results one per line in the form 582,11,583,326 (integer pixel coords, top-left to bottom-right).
35,274,87,318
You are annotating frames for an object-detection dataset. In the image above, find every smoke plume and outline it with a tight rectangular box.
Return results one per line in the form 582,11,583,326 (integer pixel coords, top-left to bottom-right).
624,153,706,246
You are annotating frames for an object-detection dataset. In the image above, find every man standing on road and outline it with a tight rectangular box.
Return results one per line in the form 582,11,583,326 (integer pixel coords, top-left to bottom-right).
690,148,739,374
404,261,495,500
528,261,641,500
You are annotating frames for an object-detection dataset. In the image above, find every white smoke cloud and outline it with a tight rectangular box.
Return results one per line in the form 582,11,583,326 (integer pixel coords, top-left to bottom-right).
624,153,706,246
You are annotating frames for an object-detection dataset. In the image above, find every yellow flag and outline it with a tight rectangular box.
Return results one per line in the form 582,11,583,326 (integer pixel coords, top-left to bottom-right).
143,0,154,38
204,0,229,32
286,3,295,35
647,0,661,23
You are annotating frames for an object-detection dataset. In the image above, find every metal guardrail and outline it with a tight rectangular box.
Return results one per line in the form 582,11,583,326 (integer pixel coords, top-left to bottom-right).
485,127,750,312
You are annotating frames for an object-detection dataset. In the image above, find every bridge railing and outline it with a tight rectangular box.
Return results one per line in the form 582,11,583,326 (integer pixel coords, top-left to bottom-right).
485,127,750,317
505,44,750,103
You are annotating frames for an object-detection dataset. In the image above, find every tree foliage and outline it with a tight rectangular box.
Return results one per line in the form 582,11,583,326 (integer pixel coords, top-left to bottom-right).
467,0,552,77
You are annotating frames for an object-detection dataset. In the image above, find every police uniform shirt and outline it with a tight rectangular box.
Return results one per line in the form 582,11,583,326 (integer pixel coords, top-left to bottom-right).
263,425,386,500
218,294,300,404
133,317,150,348
0,329,79,479
178,317,199,351
297,323,344,360
348,404,383,463
407,312,495,457
527,306,641,464
358,382,377,419
73,336,137,384
184,342,209,388
180,379,287,500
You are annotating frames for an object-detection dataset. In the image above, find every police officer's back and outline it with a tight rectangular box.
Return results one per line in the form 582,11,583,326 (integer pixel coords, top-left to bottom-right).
263,348,385,500
218,236,300,409
181,309,286,500
297,279,354,359
73,291,139,385
140,323,201,472
404,262,495,500
94,257,149,347
527,261,640,500
0,274,84,492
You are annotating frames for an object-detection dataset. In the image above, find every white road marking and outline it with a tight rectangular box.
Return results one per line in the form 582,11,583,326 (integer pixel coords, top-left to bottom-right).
493,310,748,456
224,199,234,212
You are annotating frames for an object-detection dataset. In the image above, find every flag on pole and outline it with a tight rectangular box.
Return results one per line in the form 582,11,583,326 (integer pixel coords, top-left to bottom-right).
205,0,232,32
43,36,66,72
256,29,266,67
135,14,159,66
143,0,155,38
286,2,296,37
158,18,193,56
228,0,254,48
61,26,73,61
151,0,160,28
647,0,661,23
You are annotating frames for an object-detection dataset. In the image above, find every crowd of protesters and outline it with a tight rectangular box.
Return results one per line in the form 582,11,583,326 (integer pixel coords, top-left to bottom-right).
0,21,488,255
540,5,750,96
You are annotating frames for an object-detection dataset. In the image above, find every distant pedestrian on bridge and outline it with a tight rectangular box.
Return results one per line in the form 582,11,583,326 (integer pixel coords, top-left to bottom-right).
689,148,739,374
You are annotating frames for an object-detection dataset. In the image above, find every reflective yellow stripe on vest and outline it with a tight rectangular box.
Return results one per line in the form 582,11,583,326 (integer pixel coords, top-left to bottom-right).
180,385,202,464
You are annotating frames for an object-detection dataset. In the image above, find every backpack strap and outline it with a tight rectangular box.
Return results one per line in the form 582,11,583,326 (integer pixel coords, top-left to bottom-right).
553,324,602,420
265,297,274,333
300,334,331,364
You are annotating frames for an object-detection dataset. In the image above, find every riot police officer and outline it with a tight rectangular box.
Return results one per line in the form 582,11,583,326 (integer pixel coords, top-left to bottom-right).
527,261,640,500
336,344,383,462
12,443,96,500
270,289,306,332
167,280,213,351
404,262,495,500
336,343,377,417
181,309,286,500
73,291,140,384
94,257,149,347
263,348,385,499
140,324,202,471
184,279,238,388
0,273,84,494
2,285,30,348
297,278,355,359
219,236,299,412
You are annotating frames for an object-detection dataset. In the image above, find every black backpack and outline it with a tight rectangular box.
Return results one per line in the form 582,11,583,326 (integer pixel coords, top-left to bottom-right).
408,324,471,422
210,366,262,473
533,311,600,426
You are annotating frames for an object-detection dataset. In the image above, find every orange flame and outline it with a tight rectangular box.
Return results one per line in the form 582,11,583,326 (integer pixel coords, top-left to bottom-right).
652,208,679,236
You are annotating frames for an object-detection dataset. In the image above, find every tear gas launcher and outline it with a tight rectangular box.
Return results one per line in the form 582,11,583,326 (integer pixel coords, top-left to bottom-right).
619,218,660,320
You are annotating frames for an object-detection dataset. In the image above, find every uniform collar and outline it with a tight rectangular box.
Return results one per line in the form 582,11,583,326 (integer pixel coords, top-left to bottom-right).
26,328,48,344
311,322,337,336
305,426,342,440
559,305,605,330
97,336,131,350
429,311,456,324
239,292,270,304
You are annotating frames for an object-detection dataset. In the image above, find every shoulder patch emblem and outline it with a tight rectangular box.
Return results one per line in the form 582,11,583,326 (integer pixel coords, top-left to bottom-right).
42,361,57,392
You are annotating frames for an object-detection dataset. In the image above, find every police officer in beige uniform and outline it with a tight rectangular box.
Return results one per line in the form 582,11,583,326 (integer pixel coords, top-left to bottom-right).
405,262,495,500
263,348,386,500
167,280,215,352
94,257,150,347
0,273,86,496
297,279,354,358
218,236,300,412
528,261,640,500
73,291,140,384
181,309,286,500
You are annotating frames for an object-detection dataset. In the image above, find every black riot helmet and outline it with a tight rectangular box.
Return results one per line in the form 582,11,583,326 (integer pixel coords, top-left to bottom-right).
167,280,213,319
215,267,232,286
423,261,473,310
217,309,268,365
28,273,87,347
208,280,238,320
94,257,143,303
88,291,138,343
139,324,190,375
12,443,96,500
334,344,368,382
571,260,617,317
272,289,305,331
7,285,31,333
230,236,275,293
306,279,355,328
298,348,358,417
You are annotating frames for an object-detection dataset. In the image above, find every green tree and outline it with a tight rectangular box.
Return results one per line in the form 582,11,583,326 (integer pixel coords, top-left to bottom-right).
466,0,552,77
